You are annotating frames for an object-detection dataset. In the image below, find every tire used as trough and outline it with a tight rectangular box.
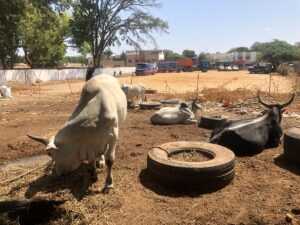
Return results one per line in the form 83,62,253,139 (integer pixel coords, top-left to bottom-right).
160,99,180,105
147,142,235,191
198,116,227,130
139,102,161,110
284,127,300,164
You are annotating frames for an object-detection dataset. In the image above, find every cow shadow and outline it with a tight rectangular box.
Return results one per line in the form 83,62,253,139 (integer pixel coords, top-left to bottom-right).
25,164,101,201
139,169,231,197
274,154,300,176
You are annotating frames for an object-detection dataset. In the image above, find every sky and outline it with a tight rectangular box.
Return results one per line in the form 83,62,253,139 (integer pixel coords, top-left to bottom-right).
67,0,300,56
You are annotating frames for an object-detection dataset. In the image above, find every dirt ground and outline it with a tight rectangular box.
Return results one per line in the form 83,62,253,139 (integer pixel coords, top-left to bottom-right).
1,72,300,225
24,70,297,95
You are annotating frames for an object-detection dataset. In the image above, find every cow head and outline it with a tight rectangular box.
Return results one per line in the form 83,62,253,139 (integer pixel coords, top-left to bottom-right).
258,92,295,123
27,135,58,159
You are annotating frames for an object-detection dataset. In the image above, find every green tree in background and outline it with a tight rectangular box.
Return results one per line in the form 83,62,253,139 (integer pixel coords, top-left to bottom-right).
227,46,249,53
20,3,69,68
164,50,182,61
70,0,168,69
0,0,25,69
251,40,300,68
182,49,196,58
198,52,209,61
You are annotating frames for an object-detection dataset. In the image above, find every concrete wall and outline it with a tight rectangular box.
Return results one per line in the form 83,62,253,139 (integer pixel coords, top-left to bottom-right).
0,67,135,84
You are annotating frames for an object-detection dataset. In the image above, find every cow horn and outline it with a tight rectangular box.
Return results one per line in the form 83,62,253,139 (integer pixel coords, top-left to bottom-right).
280,93,295,108
27,135,49,146
257,91,272,108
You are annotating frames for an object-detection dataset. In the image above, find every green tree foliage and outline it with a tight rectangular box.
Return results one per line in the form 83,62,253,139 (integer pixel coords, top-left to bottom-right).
163,50,182,61
70,0,168,68
0,0,25,69
228,46,249,53
198,52,209,61
182,49,196,58
20,3,69,68
103,49,113,58
251,40,300,67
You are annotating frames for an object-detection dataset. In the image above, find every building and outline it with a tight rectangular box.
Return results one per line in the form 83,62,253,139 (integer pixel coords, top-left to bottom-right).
126,50,165,66
207,51,257,67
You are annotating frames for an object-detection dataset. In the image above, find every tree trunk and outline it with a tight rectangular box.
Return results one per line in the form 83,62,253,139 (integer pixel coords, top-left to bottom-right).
23,48,33,68
0,58,7,70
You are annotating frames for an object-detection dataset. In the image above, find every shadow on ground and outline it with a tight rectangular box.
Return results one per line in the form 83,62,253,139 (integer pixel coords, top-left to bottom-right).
139,169,231,197
25,164,100,201
274,154,300,176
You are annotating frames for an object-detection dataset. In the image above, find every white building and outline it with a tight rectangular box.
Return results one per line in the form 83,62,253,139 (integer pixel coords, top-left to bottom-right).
207,51,257,66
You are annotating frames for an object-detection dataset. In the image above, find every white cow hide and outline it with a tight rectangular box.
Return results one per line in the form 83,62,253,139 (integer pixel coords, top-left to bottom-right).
151,102,201,125
28,74,127,191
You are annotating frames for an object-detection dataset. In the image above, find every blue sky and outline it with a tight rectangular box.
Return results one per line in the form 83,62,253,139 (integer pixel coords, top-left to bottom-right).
68,0,300,55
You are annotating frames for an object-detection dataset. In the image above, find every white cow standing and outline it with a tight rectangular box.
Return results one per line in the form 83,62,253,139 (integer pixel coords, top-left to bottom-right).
28,75,127,192
151,101,202,125
121,84,145,106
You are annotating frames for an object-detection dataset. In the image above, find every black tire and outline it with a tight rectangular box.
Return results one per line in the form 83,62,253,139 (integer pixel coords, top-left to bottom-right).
284,128,300,163
139,102,161,110
198,116,227,130
147,142,235,190
160,99,180,105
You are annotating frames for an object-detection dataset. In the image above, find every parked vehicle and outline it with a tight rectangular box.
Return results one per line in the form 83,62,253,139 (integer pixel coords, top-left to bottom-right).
218,65,225,71
135,63,157,76
198,61,210,72
225,65,233,71
157,61,181,73
177,58,193,72
232,65,239,71
248,63,273,74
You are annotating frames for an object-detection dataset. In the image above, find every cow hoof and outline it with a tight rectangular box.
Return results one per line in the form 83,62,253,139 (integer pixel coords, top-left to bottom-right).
102,185,114,194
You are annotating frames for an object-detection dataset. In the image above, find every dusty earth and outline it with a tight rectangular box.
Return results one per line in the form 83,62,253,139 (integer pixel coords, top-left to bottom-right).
1,73,300,225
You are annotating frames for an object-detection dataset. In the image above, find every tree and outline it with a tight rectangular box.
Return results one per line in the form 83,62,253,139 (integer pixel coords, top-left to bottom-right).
182,49,196,58
198,52,209,61
20,3,69,68
228,46,249,53
164,50,182,61
70,0,168,69
103,49,113,58
0,0,25,69
251,40,300,68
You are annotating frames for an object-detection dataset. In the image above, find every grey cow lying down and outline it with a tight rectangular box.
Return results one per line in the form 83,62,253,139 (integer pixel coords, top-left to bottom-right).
210,92,295,155
151,100,201,125
28,74,127,192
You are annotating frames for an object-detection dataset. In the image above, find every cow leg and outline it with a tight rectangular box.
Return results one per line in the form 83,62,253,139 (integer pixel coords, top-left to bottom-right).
87,160,98,183
103,130,118,193
96,154,105,169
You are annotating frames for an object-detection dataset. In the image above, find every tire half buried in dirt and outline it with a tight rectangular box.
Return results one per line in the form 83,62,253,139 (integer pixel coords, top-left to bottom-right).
139,102,161,110
284,127,300,164
147,142,235,191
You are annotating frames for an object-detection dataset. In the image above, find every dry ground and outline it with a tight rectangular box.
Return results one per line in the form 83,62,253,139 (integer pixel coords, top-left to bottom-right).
1,71,300,225
29,70,297,95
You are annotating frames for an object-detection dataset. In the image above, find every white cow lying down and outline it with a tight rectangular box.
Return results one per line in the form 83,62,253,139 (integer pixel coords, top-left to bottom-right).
121,84,145,106
28,74,127,192
151,101,202,125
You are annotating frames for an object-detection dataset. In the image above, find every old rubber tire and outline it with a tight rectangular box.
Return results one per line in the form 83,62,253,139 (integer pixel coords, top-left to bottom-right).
139,102,161,110
147,142,235,190
198,116,227,130
160,99,180,105
284,128,300,164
